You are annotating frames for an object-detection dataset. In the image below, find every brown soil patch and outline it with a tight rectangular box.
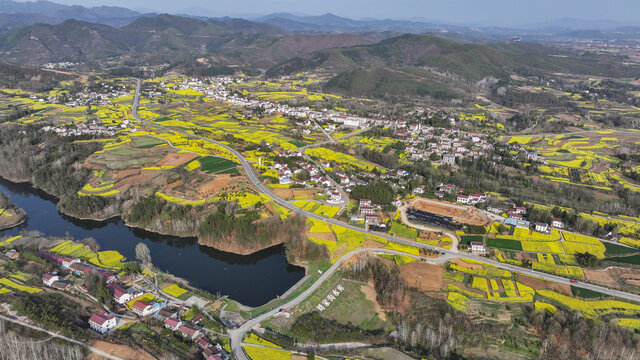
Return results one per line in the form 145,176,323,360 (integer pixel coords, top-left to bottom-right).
292,356,308,360
409,197,488,226
364,239,386,249
399,262,444,291
273,188,318,200
308,232,335,241
418,230,439,240
451,258,482,270
156,152,198,167
518,274,572,295
88,341,154,360
115,171,160,192
197,175,233,195
118,169,140,178
584,269,617,286
361,281,387,321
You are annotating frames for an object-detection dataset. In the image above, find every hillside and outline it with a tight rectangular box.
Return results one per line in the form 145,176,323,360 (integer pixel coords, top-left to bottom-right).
0,62,75,91
267,34,640,99
0,14,372,68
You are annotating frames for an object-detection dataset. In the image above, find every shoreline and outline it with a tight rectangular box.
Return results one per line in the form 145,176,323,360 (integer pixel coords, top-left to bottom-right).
0,175,291,256
0,175,308,309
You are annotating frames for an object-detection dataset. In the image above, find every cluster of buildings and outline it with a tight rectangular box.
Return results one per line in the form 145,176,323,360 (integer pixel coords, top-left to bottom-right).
456,193,487,205
354,198,382,226
491,205,564,234
398,126,493,165
160,308,228,360
270,154,345,204
42,120,122,137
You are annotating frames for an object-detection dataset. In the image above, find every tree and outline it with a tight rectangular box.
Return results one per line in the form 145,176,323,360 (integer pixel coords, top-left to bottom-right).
135,243,152,265
81,237,100,252
575,252,598,268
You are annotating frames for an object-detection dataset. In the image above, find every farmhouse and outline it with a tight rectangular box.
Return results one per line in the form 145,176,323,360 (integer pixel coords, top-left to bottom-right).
106,283,134,304
468,242,486,254
42,273,60,287
88,312,117,334
552,218,564,229
164,318,182,331
178,323,201,340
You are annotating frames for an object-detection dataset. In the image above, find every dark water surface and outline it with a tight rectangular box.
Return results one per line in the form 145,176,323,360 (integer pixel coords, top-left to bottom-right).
0,177,304,307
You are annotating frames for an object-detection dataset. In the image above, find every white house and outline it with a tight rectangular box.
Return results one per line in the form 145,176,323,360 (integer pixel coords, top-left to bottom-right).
131,300,154,317
535,223,551,234
413,185,425,194
88,312,117,334
457,194,469,204
468,242,486,254
106,283,133,304
552,218,564,229
42,273,60,287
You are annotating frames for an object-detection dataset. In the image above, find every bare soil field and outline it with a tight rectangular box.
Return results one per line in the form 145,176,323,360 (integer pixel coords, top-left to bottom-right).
451,258,482,270
88,341,154,360
583,269,617,286
409,197,488,226
197,175,234,195
361,280,387,321
518,274,572,295
399,262,444,291
156,152,198,167
308,232,335,241
273,188,318,200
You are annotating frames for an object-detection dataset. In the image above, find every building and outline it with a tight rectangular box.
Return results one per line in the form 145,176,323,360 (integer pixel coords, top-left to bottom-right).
468,242,486,254
131,300,154,317
106,283,133,304
42,273,60,287
365,214,379,225
359,199,372,207
164,318,182,331
178,323,201,340
442,154,456,166
413,185,425,194
457,194,470,204
535,223,551,234
88,312,117,334
552,218,564,229
360,206,375,215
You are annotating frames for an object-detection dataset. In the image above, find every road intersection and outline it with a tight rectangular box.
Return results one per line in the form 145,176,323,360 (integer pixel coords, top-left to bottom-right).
131,79,640,360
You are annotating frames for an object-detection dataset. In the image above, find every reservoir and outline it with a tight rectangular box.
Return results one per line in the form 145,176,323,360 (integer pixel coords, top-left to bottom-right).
0,177,304,307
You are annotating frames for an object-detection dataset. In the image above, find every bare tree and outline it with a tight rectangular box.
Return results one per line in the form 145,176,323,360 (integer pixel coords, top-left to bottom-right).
135,242,152,265
81,237,100,252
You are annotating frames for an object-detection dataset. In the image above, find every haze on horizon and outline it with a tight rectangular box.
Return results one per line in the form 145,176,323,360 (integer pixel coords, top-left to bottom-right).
12,0,640,27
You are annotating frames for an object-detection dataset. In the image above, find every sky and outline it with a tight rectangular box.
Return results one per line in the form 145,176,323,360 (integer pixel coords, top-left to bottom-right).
25,0,640,26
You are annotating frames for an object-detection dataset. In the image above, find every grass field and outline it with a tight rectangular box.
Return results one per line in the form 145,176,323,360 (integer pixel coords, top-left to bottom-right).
487,238,523,251
198,156,239,174
606,255,640,265
603,242,638,255
388,222,418,239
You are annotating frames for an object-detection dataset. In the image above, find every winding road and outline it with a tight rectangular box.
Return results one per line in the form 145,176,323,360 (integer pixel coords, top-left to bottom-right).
131,79,640,360
0,313,124,360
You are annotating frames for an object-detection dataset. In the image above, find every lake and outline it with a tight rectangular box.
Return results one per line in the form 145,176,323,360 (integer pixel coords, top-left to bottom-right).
0,177,304,307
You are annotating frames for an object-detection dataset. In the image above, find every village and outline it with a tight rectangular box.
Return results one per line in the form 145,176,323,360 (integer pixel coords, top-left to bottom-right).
1,237,229,360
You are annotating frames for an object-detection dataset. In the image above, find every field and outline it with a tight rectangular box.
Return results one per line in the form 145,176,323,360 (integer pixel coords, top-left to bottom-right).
536,289,640,318
487,238,523,251
198,156,239,175
244,333,281,348
0,278,41,294
49,240,124,269
244,345,292,360
409,197,488,226
162,284,188,298
292,200,340,218
388,222,418,239
305,147,376,171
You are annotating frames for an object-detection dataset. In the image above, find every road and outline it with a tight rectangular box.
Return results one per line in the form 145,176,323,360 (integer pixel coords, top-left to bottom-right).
131,79,640,359
228,248,453,360
0,313,124,360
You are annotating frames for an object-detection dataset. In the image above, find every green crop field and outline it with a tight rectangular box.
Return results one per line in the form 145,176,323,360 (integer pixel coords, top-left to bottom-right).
131,136,167,149
603,242,638,256
460,235,483,246
606,255,640,265
198,156,239,175
487,238,523,251
571,286,605,299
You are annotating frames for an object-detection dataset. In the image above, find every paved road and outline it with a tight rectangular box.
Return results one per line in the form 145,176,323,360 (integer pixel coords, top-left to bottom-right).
131,79,640,359
0,313,124,360
228,248,453,360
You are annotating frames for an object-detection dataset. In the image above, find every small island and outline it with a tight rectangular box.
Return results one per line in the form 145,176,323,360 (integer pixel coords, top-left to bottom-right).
0,192,26,231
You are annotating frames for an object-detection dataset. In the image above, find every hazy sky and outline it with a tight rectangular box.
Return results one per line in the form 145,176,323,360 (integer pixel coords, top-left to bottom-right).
28,0,640,26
